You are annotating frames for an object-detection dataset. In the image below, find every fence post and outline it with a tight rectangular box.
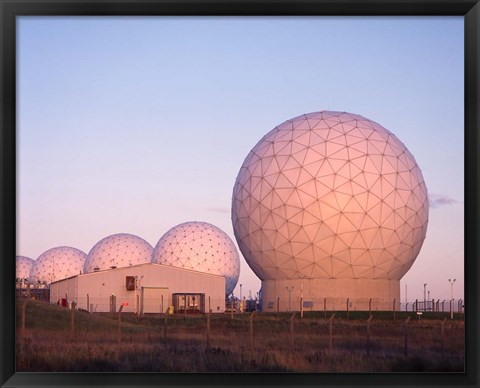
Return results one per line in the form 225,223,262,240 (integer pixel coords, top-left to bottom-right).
300,297,304,318
328,313,335,354
366,315,373,357
164,313,168,340
206,310,211,349
118,304,124,342
21,300,26,342
441,317,447,357
404,316,411,357
458,300,463,316
346,298,349,321
161,295,164,314
250,311,256,349
450,299,454,320
415,299,418,312
70,302,75,341
393,299,396,322
277,297,280,315
369,298,372,316
324,298,327,321
87,294,89,312
209,296,211,314
290,312,296,350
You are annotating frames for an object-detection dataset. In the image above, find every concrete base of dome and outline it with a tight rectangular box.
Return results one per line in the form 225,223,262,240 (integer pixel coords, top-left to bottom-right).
260,278,400,312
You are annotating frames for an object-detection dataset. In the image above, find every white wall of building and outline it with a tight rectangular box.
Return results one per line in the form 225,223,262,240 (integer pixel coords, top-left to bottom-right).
50,276,77,306
261,278,401,312
50,263,226,313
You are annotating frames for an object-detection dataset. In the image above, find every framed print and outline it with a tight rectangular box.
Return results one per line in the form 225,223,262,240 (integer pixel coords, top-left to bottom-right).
1,0,478,387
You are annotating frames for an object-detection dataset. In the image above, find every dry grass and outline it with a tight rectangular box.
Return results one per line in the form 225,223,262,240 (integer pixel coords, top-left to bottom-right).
16,300,464,372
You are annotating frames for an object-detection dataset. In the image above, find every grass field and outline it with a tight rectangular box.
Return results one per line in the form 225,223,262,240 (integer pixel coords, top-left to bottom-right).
16,299,464,372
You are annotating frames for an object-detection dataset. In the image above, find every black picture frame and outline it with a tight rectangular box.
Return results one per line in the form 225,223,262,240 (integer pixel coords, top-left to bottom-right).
1,1,478,387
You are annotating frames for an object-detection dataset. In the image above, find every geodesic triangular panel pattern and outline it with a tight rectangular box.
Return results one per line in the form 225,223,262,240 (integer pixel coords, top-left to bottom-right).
16,256,34,281
30,246,87,284
83,233,153,273
232,111,429,281
152,221,240,296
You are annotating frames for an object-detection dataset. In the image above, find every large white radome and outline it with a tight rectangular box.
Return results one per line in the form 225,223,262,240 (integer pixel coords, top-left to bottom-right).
83,233,153,273
152,221,240,295
30,247,87,284
232,111,429,281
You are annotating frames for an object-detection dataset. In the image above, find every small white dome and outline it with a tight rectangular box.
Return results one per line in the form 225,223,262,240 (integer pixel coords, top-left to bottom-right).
30,247,86,284
84,233,153,273
16,256,34,281
152,221,240,296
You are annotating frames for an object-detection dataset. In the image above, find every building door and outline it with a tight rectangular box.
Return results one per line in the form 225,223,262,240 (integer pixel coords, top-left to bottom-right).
172,293,205,314
141,287,169,314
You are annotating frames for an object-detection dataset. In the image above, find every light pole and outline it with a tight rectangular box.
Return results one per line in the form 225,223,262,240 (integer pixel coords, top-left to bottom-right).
404,284,408,311
423,283,427,311
448,278,456,319
239,284,243,312
286,286,294,312
448,279,456,319
448,278,456,301
300,278,304,317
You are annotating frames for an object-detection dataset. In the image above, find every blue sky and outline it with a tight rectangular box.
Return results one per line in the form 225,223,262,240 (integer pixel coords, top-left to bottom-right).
17,16,464,303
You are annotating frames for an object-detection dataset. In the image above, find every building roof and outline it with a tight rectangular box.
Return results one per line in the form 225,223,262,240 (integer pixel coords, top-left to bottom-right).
50,261,225,285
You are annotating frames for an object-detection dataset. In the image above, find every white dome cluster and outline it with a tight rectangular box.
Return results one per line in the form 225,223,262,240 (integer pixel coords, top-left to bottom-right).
232,111,429,281
83,233,153,273
152,221,240,295
16,256,34,281
23,225,240,292
30,246,87,284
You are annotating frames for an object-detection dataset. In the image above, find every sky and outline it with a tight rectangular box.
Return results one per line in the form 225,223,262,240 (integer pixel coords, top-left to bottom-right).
17,16,464,305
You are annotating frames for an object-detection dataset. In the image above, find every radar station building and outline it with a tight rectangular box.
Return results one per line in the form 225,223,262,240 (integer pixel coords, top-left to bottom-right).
49,262,226,314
